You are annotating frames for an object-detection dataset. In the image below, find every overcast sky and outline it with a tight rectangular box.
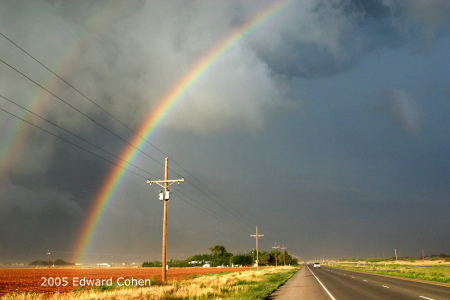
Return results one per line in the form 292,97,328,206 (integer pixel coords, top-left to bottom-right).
0,0,449,264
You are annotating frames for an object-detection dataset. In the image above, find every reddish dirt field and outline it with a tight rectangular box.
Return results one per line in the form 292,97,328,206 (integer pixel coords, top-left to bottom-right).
0,267,253,296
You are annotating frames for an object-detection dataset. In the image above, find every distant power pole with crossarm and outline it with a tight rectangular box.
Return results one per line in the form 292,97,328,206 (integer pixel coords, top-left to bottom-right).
251,227,264,271
272,242,280,267
147,157,184,282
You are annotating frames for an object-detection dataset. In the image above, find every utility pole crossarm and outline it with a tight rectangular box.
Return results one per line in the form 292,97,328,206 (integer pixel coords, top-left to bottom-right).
272,242,280,267
147,178,184,189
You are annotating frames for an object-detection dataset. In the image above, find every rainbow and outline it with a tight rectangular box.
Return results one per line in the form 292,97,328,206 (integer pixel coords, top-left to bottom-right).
73,0,293,263
0,1,121,184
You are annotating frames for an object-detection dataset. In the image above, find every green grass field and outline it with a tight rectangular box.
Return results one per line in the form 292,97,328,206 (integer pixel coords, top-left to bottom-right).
329,263,450,283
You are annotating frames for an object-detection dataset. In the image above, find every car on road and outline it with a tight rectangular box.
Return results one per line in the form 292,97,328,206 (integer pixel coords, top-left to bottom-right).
313,262,321,268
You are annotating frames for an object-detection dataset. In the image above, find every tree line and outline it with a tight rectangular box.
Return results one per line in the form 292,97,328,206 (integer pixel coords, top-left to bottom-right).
142,245,298,268
29,258,75,266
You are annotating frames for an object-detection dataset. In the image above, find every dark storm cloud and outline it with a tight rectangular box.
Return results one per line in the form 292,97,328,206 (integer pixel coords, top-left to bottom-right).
249,0,450,78
0,0,449,263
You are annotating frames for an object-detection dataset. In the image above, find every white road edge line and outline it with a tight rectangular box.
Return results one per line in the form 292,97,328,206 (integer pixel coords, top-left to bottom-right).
419,296,435,300
308,267,337,300
382,285,390,288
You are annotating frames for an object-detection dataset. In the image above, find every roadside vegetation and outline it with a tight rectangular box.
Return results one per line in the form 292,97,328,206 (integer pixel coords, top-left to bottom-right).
328,256,450,283
1,266,299,300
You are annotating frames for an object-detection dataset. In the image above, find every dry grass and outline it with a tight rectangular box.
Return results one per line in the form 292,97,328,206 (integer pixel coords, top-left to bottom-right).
1,267,297,300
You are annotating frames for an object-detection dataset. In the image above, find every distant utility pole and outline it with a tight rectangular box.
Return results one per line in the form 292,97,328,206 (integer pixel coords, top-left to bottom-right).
395,249,398,261
147,157,184,282
272,242,280,267
47,250,50,268
251,227,264,271
281,244,286,266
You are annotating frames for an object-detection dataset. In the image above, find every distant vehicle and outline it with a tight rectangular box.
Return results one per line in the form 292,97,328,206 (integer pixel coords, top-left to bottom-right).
313,262,321,268
202,264,210,268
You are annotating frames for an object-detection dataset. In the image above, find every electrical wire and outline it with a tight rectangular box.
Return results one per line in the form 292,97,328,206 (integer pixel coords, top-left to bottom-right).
0,31,255,229
0,57,165,171
170,161,255,229
0,106,147,180
0,32,257,238
0,93,158,179
0,31,170,172
171,189,253,235
0,95,254,236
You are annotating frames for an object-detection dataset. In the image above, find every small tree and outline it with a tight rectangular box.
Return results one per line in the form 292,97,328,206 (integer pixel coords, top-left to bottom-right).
209,245,232,267
258,252,270,266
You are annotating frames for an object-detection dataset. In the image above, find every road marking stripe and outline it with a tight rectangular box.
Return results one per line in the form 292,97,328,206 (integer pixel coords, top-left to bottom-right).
419,296,435,300
382,285,390,288
308,267,337,300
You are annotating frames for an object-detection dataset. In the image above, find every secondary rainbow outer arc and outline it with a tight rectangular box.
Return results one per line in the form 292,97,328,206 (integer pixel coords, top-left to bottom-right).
0,1,117,184
73,0,293,263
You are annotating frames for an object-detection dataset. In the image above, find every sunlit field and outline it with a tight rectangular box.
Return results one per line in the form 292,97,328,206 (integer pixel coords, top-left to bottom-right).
328,260,450,283
0,266,299,300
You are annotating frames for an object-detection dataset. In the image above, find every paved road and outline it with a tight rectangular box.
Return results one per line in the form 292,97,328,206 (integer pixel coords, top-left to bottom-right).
268,265,450,299
267,264,331,299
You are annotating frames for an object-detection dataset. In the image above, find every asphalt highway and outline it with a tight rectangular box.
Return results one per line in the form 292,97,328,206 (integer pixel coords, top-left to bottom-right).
268,264,450,299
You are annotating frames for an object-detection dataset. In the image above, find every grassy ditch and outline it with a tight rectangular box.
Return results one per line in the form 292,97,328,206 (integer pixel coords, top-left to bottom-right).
1,266,299,300
328,263,450,283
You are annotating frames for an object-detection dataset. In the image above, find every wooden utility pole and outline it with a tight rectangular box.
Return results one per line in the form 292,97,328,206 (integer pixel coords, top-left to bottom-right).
251,227,264,270
281,244,286,266
147,157,184,282
47,250,50,268
272,242,280,267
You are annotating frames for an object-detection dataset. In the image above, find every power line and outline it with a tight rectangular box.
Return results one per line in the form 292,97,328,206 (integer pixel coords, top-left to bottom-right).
0,95,252,238
0,61,254,238
0,32,257,237
0,56,240,223
0,32,255,228
0,94,158,179
0,106,147,180
0,57,165,170
169,159,255,229
172,190,253,235
0,30,170,172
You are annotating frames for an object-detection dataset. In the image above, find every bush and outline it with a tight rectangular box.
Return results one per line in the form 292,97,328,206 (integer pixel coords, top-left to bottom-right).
149,275,161,286
430,256,440,261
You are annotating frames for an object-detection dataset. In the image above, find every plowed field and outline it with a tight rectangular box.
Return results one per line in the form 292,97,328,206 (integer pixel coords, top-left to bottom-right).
0,267,252,295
